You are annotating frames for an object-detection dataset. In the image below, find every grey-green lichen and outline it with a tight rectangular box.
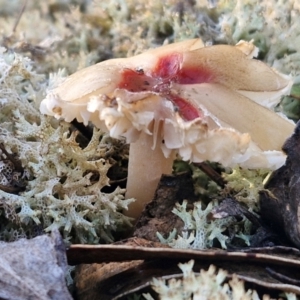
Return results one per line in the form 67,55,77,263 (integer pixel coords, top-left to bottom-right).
142,260,297,300
157,200,234,250
158,195,254,250
279,84,300,121
222,167,271,211
0,0,220,75
158,164,269,250
0,47,133,243
2,0,299,78
217,0,300,80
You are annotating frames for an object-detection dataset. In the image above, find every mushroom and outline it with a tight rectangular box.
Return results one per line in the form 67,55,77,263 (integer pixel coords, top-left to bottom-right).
40,39,294,219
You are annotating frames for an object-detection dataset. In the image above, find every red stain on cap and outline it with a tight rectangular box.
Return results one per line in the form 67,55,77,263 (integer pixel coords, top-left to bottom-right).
118,52,212,120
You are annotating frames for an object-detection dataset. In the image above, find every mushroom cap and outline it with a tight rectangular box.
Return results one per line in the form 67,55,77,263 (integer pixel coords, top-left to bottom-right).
40,39,295,169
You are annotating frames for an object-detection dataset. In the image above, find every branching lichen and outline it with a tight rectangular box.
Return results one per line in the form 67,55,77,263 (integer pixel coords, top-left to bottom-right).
218,0,300,80
222,167,270,211
142,260,297,300
157,200,234,249
142,260,282,300
0,43,133,244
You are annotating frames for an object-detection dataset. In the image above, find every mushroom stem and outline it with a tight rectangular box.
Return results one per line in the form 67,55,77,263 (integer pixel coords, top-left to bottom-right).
125,131,174,219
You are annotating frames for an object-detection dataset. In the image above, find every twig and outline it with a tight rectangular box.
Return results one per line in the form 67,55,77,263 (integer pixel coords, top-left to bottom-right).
12,0,28,33
195,162,226,187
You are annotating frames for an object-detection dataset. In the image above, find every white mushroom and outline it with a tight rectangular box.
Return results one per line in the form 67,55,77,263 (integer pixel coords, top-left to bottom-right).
40,39,294,219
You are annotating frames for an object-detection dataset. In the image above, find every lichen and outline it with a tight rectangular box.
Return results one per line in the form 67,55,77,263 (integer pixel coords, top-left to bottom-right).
2,0,299,80
218,0,300,80
158,165,269,250
157,200,234,250
0,45,133,244
0,0,221,76
93,0,220,57
279,84,300,121
142,260,281,300
222,167,271,211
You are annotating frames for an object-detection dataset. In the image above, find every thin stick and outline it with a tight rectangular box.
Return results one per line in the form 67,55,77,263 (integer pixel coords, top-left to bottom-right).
12,0,28,33
195,162,226,187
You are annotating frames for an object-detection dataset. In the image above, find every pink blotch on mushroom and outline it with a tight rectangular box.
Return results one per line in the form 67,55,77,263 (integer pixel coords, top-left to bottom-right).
118,52,215,121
